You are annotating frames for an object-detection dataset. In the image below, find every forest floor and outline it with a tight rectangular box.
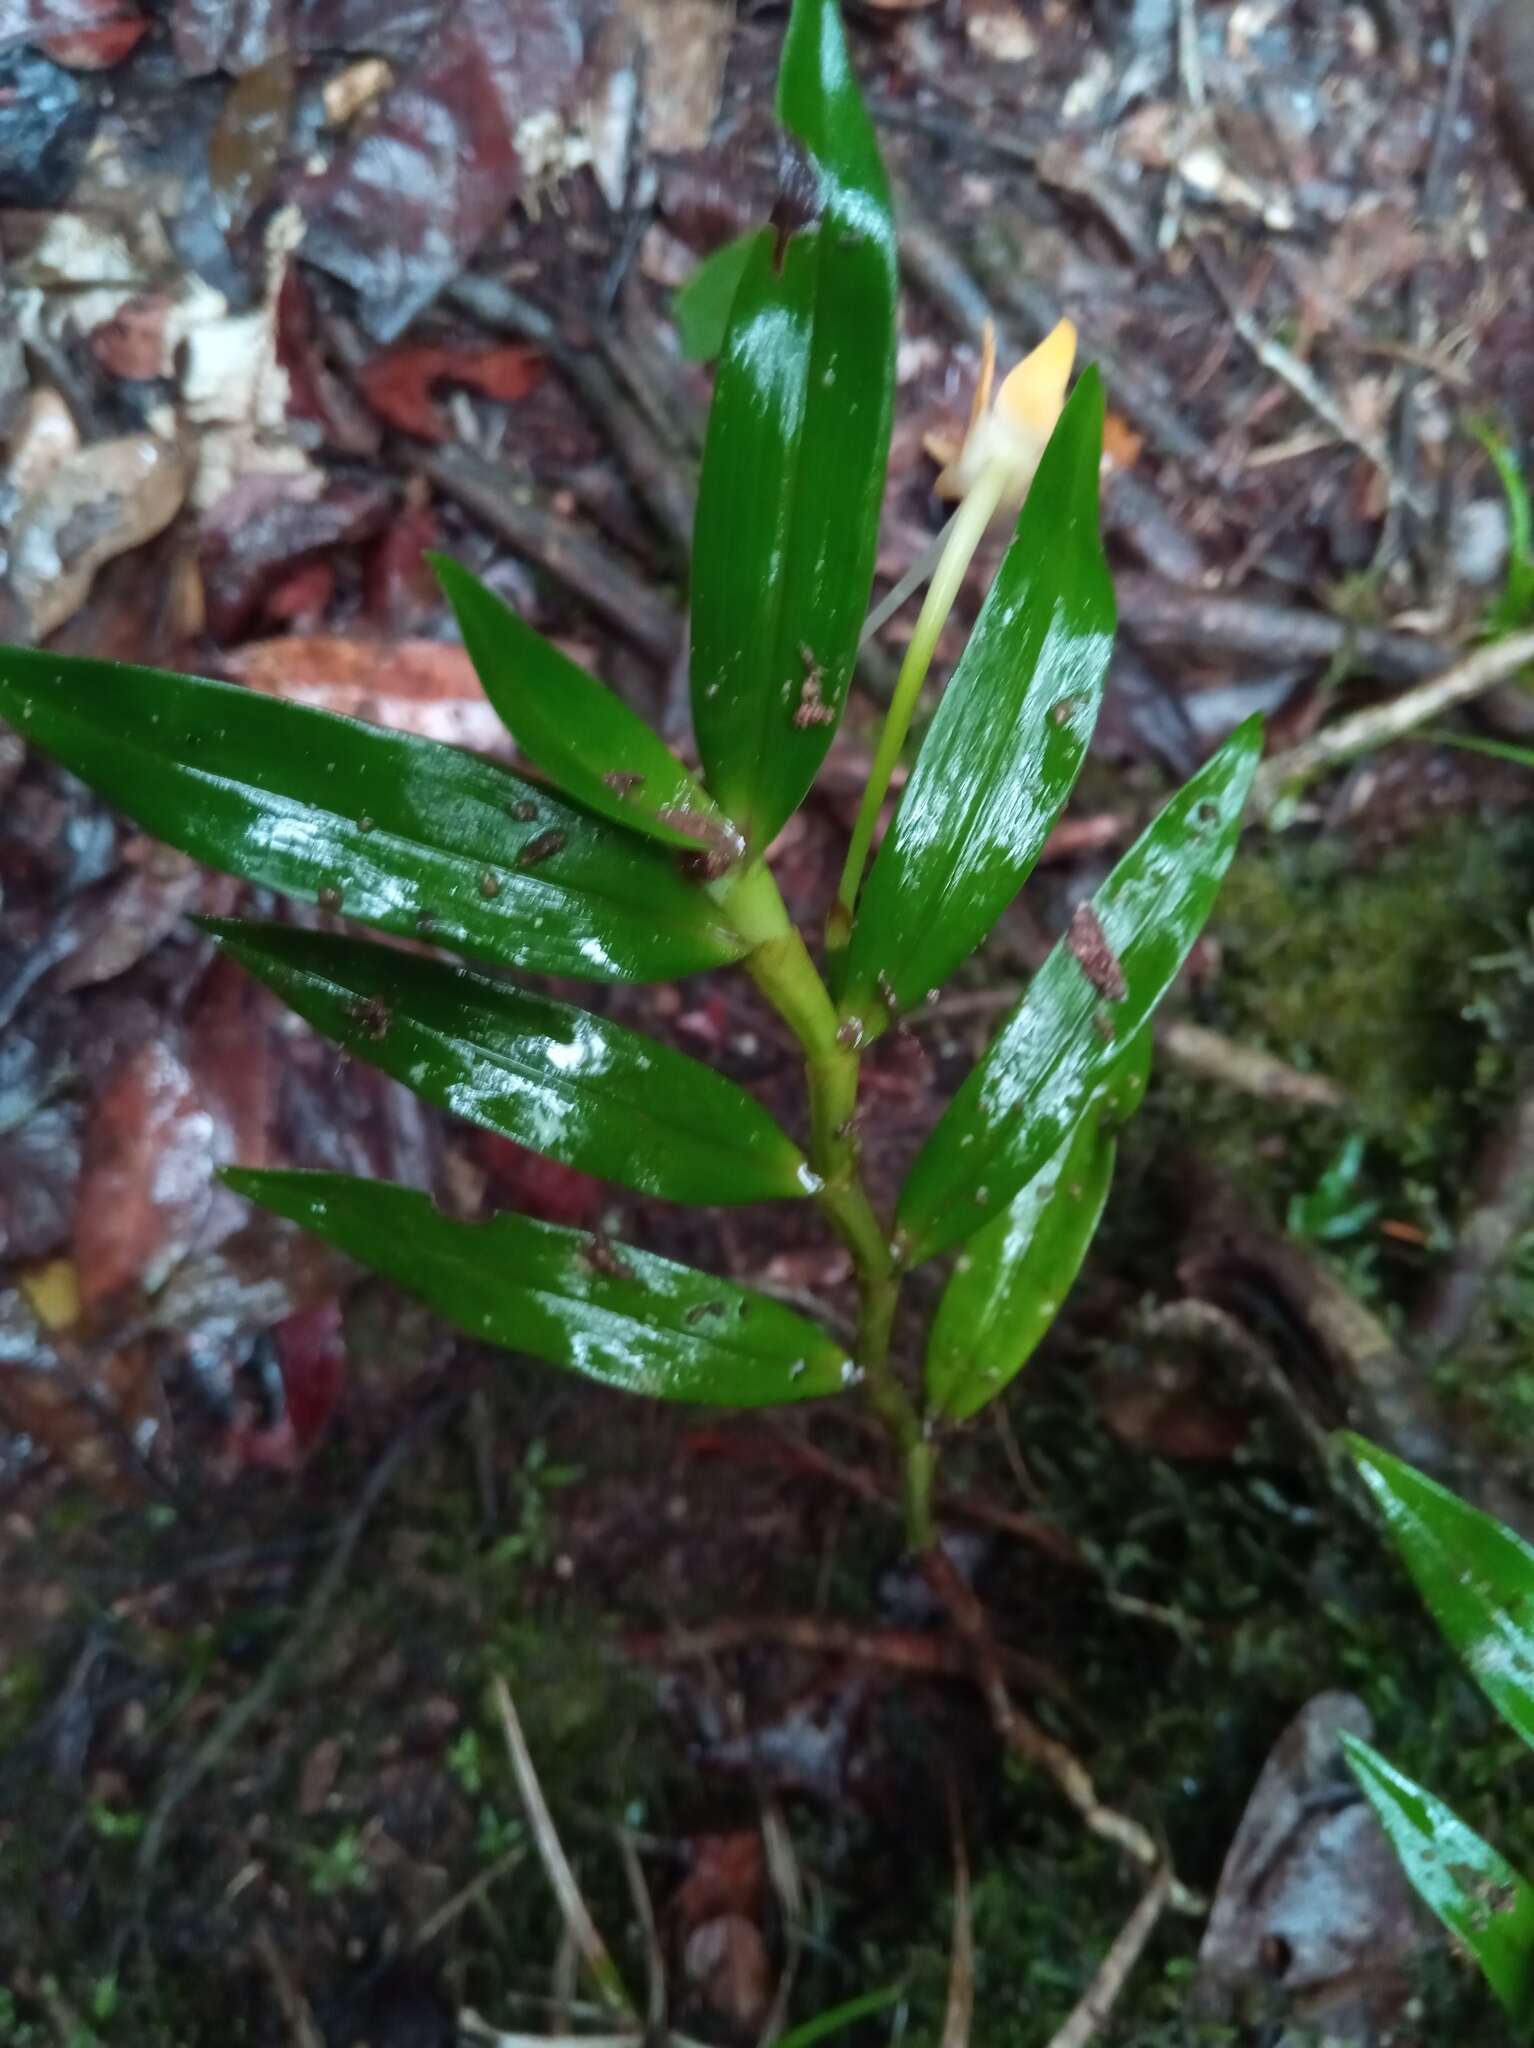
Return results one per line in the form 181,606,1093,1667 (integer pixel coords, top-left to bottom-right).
5,1,1534,2042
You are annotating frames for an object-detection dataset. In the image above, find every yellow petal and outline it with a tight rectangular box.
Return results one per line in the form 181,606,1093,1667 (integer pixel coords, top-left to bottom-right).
994,319,1076,438
20,1258,80,1332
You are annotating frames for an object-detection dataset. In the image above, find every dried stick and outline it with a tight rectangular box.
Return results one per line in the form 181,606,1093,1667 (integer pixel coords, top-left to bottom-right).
412,441,678,665
1042,1862,1172,2048
1156,1021,1346,1110
1115,574,1443,684
492,1673,635,2021
1251,626,1534,816
1415,1082,1534,1352
920,1549,1201,1914
940,1778,974,2048
627,1612,1068,1703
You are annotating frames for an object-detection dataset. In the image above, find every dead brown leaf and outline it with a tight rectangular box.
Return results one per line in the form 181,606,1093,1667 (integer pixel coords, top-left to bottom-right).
221,635,507,752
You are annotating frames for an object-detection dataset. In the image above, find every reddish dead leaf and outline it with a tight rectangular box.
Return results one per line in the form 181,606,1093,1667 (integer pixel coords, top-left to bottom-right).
363,499,443,629
674,1832,764,1930
273,1297,346,1454
356,342,543,442
199,475,393,639
471,1133,603,1229
75,960,272,1314
261,557,335,625
74,1039,216,1313
220,634,507,751
1102,411,1144,470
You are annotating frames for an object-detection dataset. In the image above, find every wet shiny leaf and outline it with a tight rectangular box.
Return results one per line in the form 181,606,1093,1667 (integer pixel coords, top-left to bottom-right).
433,554,740,859
0,649,745,984
845,373,1114,1026
1342,1734,1534,2020
689,0,896,853
207,920,814,1206
676,231,757,363
226,1170,853,1406
926,1108,1115,1422
1345,1435,1534,1751
897,719,1261,1261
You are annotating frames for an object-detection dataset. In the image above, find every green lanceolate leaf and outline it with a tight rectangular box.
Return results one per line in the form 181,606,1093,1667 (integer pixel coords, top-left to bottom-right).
845,372,1115,1028
926,1107,1115,1423
207,920,815,1206
227,1170,853,1405
897,718,1261,1262
689,0,896,853
676,232,759,363
0,649,744,983
1345,1435,1534,1750
1342,1734,1534,2020
432,555,741,862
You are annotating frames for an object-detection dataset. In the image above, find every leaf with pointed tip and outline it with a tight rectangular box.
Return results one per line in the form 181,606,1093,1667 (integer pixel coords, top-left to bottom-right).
207,920,814,1206
676,232,758,363
846,373,1114,1027
227,1170,852,1405
924,1033,1148,1421
1345,1435,1534,1752
1342,1734,1534,2020
0,648,744,983
431,554,741,861
689,0,896,853
926,1109,1115,1422
897,719,1261,1262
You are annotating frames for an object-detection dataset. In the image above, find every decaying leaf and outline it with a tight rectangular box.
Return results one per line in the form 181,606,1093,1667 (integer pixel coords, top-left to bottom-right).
356,340,543,441
8,433,190,641
220,634,509,751
1190,1692,1423,2040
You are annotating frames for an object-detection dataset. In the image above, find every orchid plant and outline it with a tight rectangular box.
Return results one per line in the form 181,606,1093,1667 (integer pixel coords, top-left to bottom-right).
0,0,1259,1563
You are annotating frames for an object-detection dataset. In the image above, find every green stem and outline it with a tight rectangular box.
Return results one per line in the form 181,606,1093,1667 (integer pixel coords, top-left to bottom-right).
828,459,1009,957
721,862,934,1549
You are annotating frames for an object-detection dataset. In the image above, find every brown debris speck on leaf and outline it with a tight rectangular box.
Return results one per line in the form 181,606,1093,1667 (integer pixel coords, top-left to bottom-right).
518,828,567,869
1068,903,1127,1002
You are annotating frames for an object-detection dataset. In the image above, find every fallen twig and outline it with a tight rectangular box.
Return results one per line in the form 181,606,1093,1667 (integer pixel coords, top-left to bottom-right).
1156,1021,1346,1110
1115,574,1443,684
1042,1862,1172,2048
1414,1082,1534,1353
492,1673,636,2022
940,1778,974,2048
1250,626,1534,816
626,1613,1068,1704
920,1549,1202,1915
447,274,696,558
412,440,679,665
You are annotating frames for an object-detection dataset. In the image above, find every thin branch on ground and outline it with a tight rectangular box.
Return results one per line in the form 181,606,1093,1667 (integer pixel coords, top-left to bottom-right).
1115,573,1443,682
627,1612,1068,1704
615,1828,667,2041
412,1848,526,1952
1414,1081,1534,1352
940,1778,974,2048
1195,241,1425,514
920,1549,1202,1915
492,1673,636,2023
253,1923,325,2048
757,1796,806,2047
135,1393,462,1894
1250,626,1534,816
1156,1021,1346,1109
412,440,679,665
1042,1862,1173,2048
